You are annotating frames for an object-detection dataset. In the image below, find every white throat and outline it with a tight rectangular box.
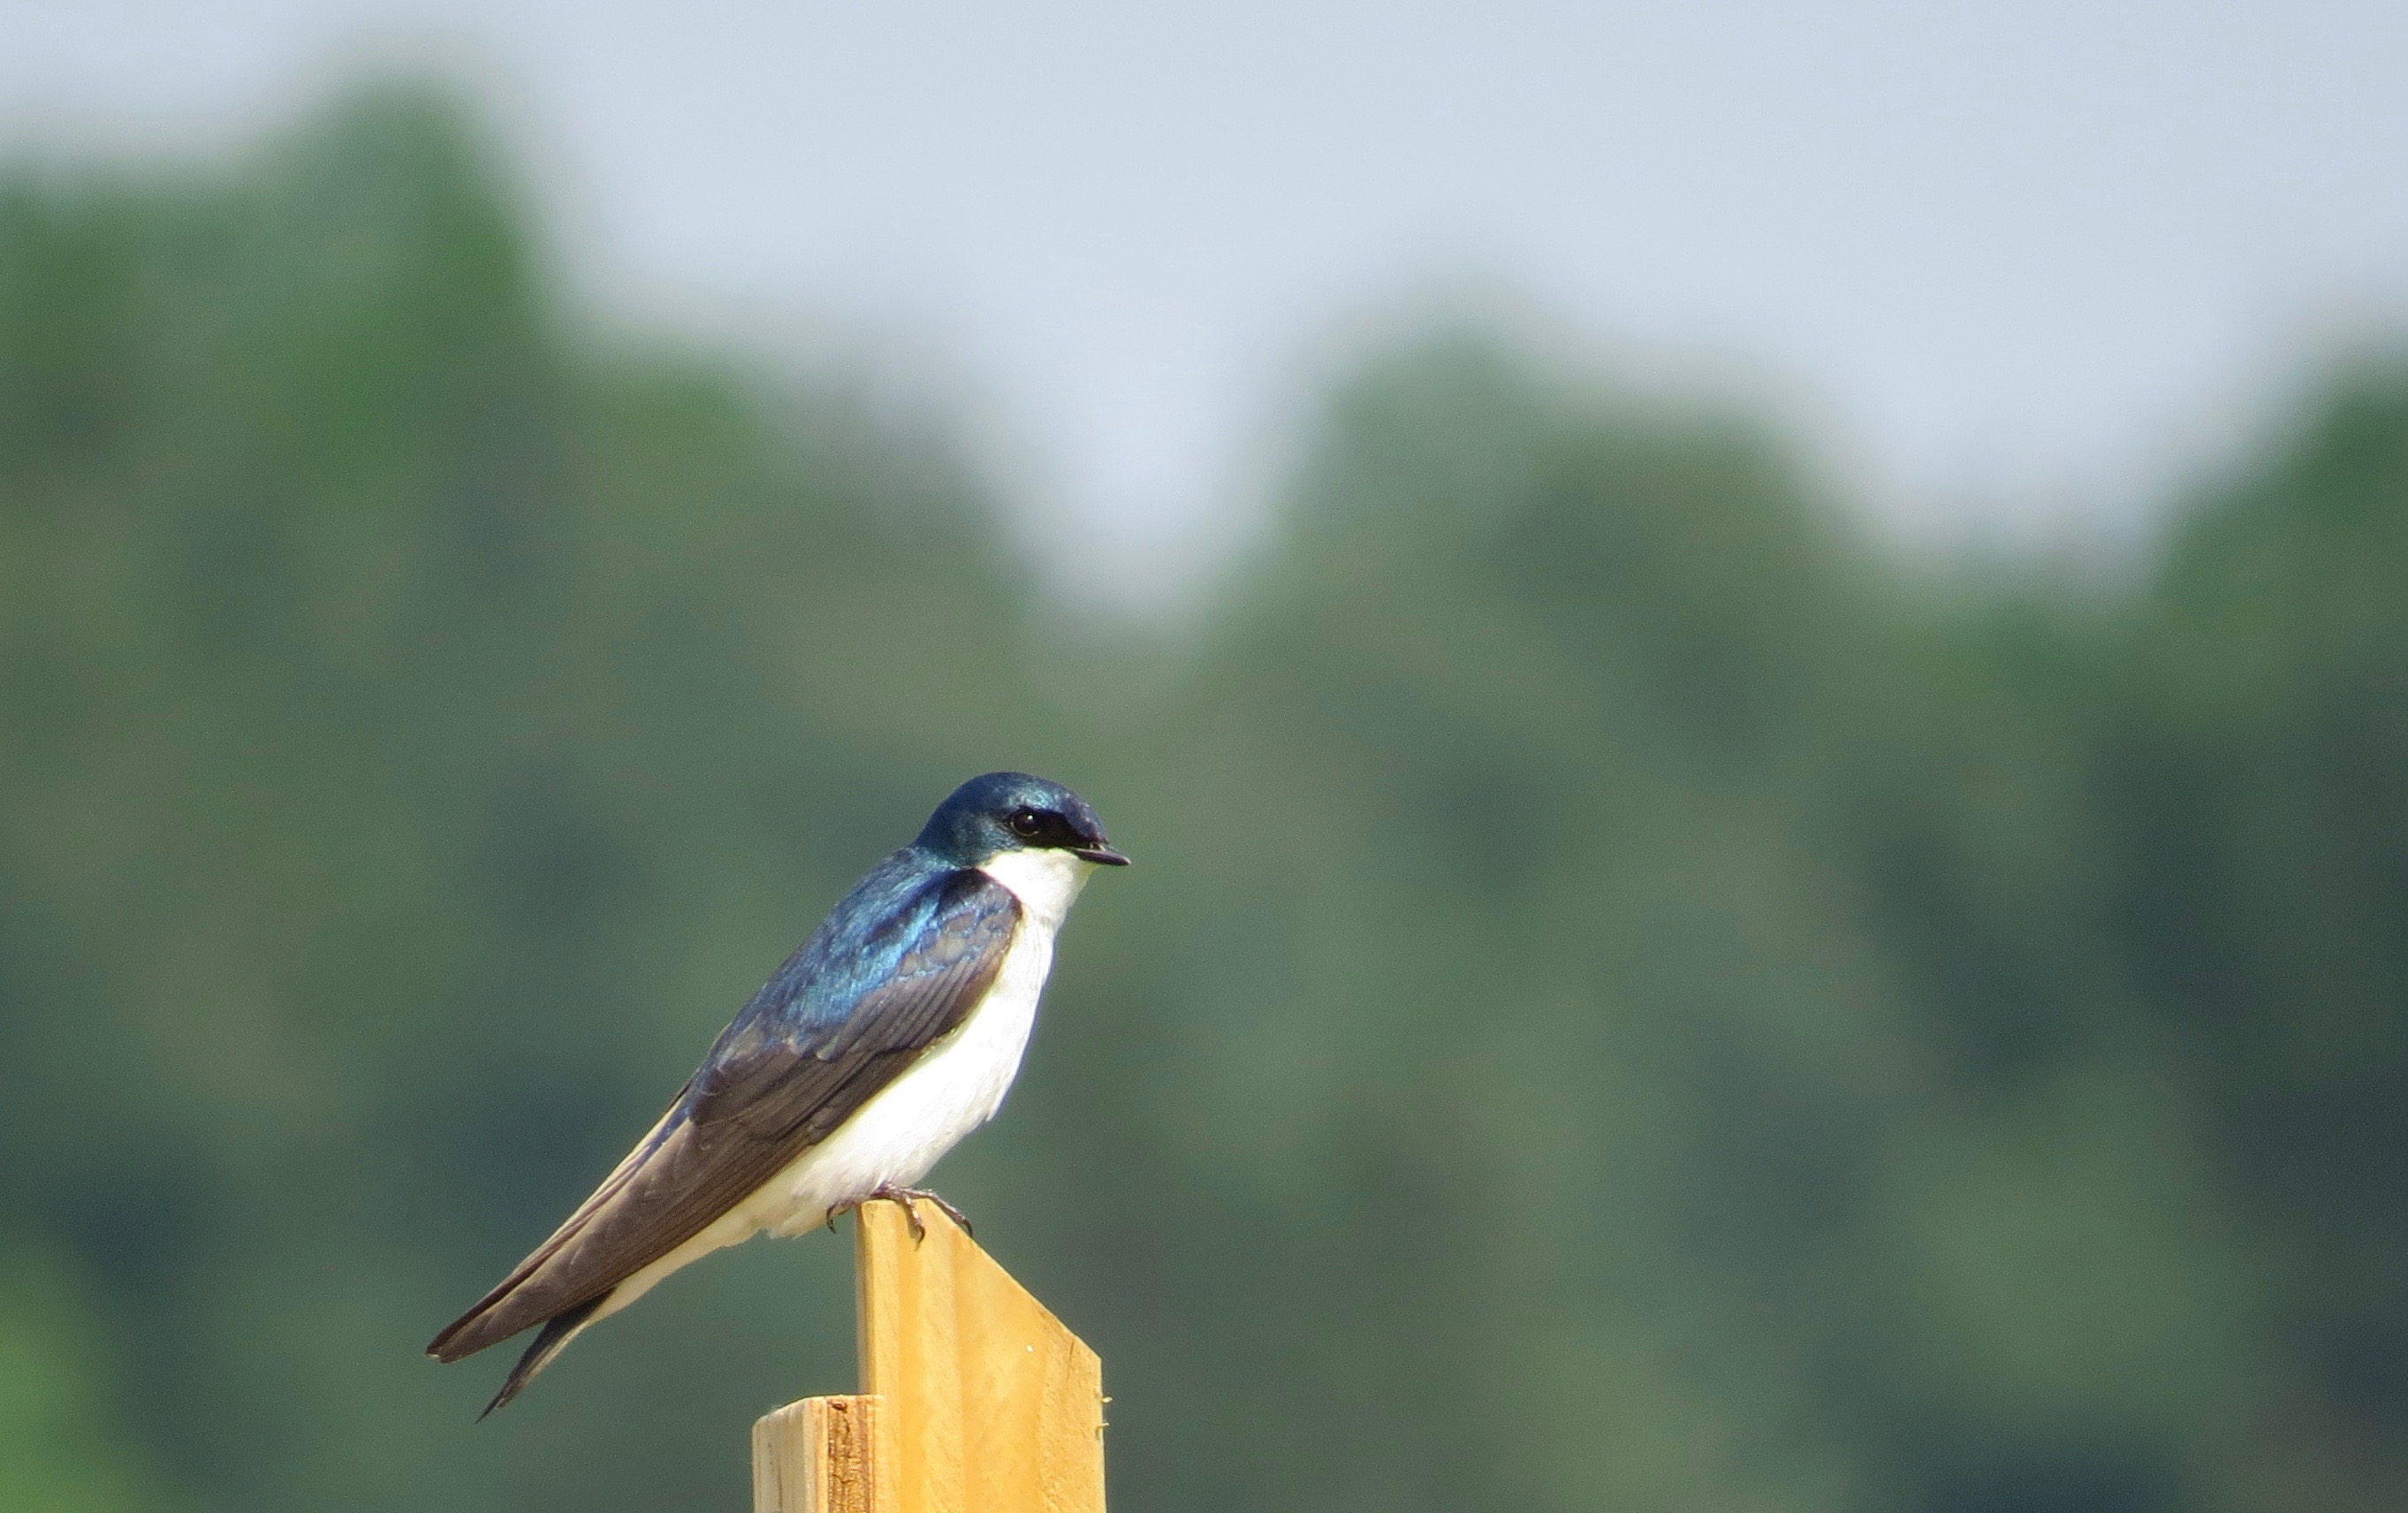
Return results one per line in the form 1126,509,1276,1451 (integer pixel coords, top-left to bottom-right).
976,847,1095,932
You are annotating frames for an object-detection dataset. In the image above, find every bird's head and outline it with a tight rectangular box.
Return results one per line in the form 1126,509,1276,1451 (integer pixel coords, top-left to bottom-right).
915,772,1130,871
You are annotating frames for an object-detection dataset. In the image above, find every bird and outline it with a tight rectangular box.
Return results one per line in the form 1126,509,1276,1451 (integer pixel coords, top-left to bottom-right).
427,771,1128,1416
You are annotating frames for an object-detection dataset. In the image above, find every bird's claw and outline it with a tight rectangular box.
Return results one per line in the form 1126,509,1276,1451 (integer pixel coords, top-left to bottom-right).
868,1183,972,1243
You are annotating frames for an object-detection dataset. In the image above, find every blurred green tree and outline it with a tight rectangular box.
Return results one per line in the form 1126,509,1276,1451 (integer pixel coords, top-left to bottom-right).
0,82,2399,1513
0,1251,156,1513
0,84,1047,1512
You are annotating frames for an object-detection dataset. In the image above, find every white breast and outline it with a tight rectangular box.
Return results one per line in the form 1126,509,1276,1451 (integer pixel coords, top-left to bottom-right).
586,852,1098,1319
756,848,1094,1235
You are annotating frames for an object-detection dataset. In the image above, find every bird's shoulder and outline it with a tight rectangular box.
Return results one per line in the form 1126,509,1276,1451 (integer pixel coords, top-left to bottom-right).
711,849,1022,1064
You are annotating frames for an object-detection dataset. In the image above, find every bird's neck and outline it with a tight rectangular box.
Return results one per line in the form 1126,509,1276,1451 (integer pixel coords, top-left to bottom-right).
976,849,1093,933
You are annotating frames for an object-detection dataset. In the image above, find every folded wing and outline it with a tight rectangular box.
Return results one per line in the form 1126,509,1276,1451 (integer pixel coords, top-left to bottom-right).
428,860,1020,1366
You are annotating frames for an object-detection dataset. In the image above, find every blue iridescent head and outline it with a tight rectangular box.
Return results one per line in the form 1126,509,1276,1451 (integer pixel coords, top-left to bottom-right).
914,772,1128,869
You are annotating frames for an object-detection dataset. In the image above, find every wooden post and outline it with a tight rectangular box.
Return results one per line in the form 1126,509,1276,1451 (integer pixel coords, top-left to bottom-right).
751,1198,1106,1513
753,1395,886,1513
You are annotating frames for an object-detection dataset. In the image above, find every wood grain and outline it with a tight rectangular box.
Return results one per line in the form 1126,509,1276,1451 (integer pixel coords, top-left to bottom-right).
855,1198,1106,1513
752,1394,887,1513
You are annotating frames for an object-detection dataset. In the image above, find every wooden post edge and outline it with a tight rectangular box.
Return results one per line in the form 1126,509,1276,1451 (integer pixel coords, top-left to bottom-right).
855,1198,1106,1513
753,1393,889,1513
754,1197,1105,1513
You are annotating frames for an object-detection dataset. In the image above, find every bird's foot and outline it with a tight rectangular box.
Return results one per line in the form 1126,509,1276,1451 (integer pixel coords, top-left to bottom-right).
868,1183,973,1243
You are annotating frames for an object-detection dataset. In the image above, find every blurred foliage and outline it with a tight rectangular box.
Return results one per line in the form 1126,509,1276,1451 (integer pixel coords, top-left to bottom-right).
0,84,2401,1513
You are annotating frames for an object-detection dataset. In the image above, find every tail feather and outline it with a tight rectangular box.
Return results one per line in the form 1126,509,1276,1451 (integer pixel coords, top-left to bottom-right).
429,1271,574,1364
476,1293,608,1419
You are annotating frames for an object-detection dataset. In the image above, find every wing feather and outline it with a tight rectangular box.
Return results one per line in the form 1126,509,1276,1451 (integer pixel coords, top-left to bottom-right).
428,861,1019,1364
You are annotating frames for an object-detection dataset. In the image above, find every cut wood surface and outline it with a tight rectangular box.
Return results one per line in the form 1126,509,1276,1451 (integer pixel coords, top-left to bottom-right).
750,1197,1105,1513
753,1395,886,1513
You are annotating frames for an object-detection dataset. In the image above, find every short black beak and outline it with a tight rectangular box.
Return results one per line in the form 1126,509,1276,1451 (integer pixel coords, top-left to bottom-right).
1072,842,1131,866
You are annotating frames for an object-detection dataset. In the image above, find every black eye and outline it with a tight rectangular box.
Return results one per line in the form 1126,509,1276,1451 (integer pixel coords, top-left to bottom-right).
1007,807,1045,839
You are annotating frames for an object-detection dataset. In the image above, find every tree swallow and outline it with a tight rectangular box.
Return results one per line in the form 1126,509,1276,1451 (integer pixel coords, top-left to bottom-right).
428,772,1128,1415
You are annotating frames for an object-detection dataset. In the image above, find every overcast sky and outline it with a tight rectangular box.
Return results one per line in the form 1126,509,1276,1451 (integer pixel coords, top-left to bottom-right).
6,0,2406,593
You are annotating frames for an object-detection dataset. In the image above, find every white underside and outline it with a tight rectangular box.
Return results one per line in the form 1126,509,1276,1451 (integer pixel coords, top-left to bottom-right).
589,849,1094,1323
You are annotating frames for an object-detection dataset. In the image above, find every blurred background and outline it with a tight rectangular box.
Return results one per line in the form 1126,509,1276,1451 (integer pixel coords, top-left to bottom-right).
2,5,2404,1512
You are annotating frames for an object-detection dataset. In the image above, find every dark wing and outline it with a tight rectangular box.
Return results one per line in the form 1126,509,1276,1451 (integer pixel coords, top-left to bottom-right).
428,861,1019,1365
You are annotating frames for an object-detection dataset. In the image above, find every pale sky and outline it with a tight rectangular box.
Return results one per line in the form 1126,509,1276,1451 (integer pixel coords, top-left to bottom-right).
6,0,2406,596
